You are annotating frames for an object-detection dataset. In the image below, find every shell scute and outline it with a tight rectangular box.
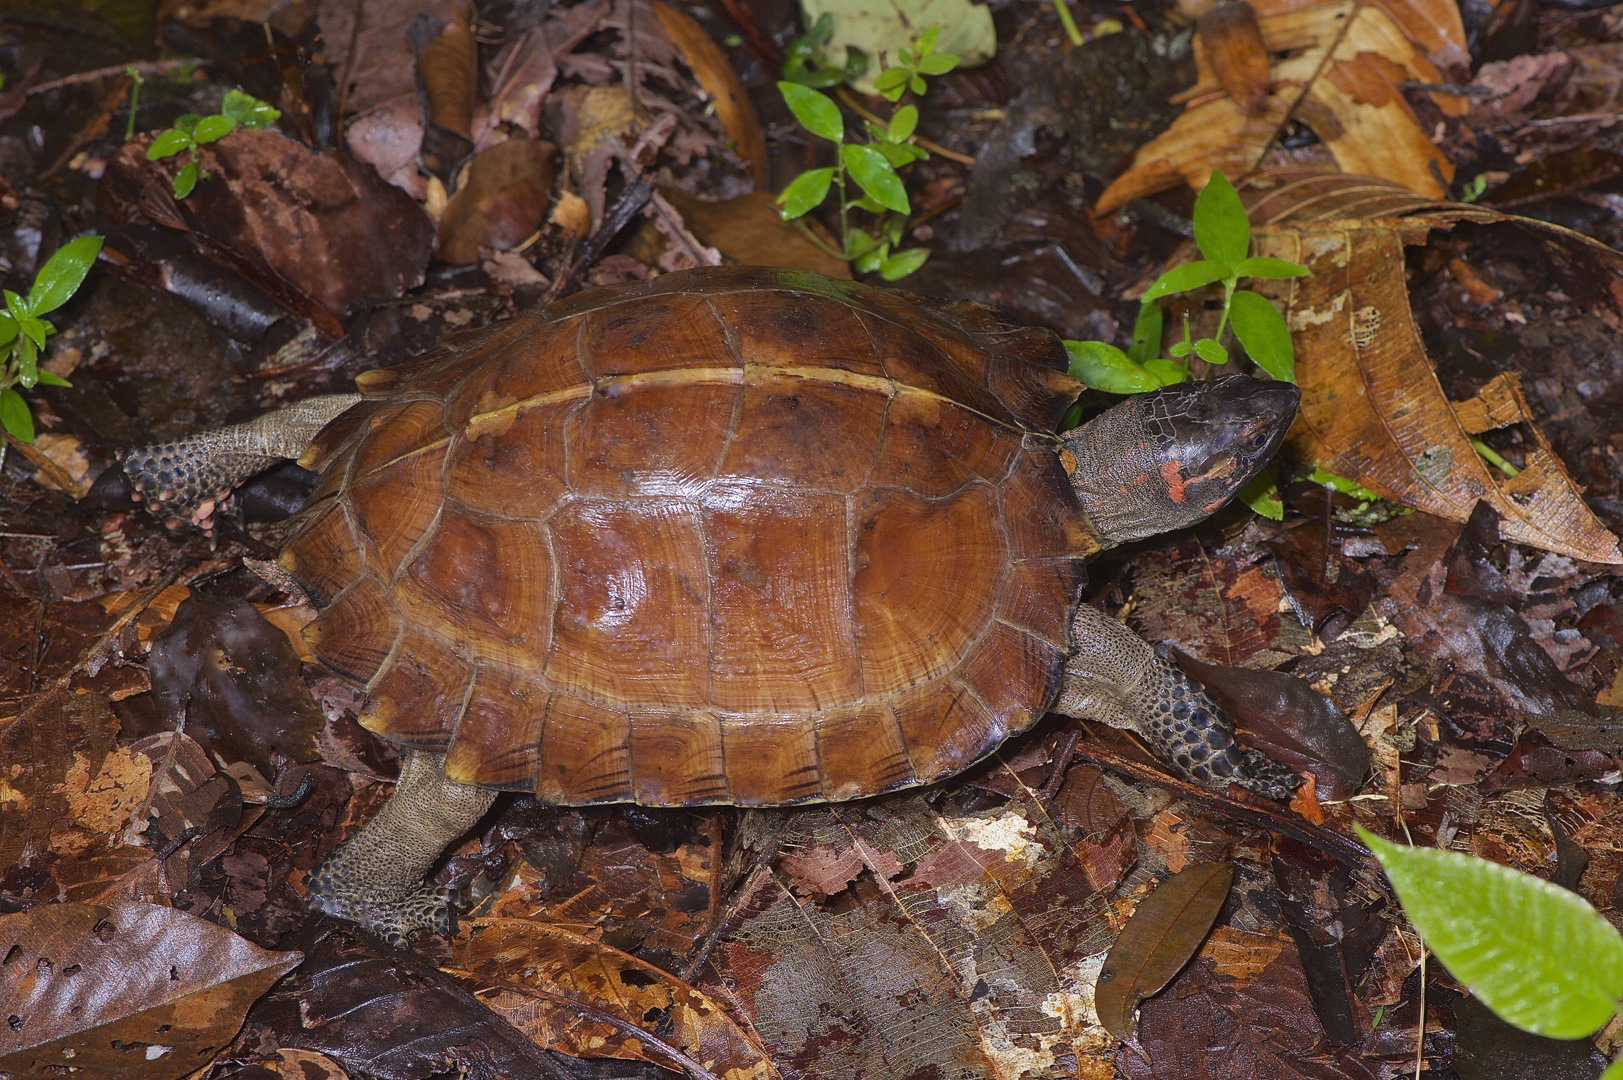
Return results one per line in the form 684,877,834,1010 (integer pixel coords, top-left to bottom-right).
360,624,474,750
716,372,888,493
537,694,632,803
564,379,735,498
720,713,823,804
628,710,727,804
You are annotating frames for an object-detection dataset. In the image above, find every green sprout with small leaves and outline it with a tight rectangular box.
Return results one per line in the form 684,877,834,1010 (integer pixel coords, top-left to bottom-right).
776,26,957,280
0,235,103,443
782,12,869,89
146,89,281,198
1063,170,1309,396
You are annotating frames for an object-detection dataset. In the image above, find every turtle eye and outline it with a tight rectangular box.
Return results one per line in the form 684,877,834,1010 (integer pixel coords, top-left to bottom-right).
1248,429,1272,452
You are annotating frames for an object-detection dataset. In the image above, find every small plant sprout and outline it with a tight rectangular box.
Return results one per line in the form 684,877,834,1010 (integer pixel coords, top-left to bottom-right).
782,12,868,89
146,89,281,198
0,235,103,443
776,26,957,279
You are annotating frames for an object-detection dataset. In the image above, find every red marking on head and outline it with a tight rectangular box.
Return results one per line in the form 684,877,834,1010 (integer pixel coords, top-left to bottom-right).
1159,459,1188,503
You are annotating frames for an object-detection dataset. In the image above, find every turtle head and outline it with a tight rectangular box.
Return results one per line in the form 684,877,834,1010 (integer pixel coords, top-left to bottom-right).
1063,375,1300,547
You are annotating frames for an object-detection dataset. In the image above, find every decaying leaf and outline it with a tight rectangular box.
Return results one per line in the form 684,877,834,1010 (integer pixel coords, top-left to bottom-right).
1098,0,1467,212
0,901,301,1080
436,139,559,264
1198,2,1271,114
652,189,851,277
652,0,766,185
1239,170,1623,564
452,918,772,1078
1095,861,1236,1049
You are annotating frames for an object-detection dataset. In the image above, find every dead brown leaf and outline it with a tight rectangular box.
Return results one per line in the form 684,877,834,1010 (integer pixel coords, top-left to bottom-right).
436,139,558,264
0,901,301,1080
655,189,851,278
651,0,766,186
1095,861,1236,1050
452,918,772,1079
1199,2,1272,114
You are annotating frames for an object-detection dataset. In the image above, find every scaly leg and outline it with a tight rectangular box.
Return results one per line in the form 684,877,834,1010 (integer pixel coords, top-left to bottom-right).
306,749,497,945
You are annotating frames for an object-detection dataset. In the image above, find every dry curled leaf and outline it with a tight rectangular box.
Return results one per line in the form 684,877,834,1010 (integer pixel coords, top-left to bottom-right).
651,0,766,185
1096,861,1236,1049
0,902,301,1080
452,918,772,1079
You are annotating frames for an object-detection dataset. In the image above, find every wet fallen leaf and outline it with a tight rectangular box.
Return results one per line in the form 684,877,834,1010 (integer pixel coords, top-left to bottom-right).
452,918,771,1078
655,188,850,277
1098,0,1467,212
435,139,558,264
1198,2,1271,114
652,0,766,186
413,3,477,168
1096,861,1236,1048
0,901,301,1080
1240,170,1623,563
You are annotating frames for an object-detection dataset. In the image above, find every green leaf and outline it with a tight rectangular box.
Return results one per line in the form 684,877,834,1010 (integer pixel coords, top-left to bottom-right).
0,312,17,347
0,387,34,443
909,73,926,95
192,113,236,144
35,370,71,387
1239,472,1282,520
847,230,880,256
16,312,49,349
16,336,38,386
1603,1057,1623,1080
1229,289,1296,383
778,82,844,142
1142,259,1225,302
879,246,930,280
853,248,884,274
1309,466,1380,502
1235,256,1309,281
875,140,921,167
173,160,200,199
777,167,835,219
848,194,888,214
1192,170,1249,270
3,290,26,319
1359,827,1623,1040
174,113,203,131
888,103,918,142
915,25,939,54
146,128,193,160
917,51,958,74
1064,339,1160,394
1143,358,1188,385
1127,300,1163,363
842,144,909,213
27,235,104,316
873,67,912,93
1169,340,1193,358
1192,337,1228,365
221,88,280,129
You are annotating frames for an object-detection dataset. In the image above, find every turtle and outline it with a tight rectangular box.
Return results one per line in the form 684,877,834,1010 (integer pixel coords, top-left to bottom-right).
120,265,1302,943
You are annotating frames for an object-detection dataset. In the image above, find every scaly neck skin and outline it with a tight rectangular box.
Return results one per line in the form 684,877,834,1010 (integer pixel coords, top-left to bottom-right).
1060,375,1301,548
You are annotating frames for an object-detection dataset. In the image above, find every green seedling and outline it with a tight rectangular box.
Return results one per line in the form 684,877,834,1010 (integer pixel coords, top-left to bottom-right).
124,64,145,141
782,12,869,89
146,88,280,198
0,235,103,443
871,25,958,102
1360,828,1623,1078
777,26,957,279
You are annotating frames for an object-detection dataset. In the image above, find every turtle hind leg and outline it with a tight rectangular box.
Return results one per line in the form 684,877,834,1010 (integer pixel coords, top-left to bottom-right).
1055,603,1301,799
122,393,360,533
306,749,498,946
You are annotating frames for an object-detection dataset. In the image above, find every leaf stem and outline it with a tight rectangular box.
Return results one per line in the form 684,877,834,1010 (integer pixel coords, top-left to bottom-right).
1469,436,1520,477
834,87,976,165
1051,0,1085,45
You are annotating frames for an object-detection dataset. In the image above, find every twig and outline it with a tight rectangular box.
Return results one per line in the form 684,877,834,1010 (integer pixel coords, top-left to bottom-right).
542,173,655,303
834,87,976,166
26,58,205,97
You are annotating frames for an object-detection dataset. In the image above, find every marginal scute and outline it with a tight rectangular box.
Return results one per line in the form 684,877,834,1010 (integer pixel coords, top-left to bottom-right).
295,268,1089,807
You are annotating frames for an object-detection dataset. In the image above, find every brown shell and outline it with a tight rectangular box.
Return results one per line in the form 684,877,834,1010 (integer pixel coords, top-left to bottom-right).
283,266,1098,806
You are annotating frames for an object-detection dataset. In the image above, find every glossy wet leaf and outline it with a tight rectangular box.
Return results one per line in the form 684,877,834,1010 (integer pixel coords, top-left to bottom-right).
842,144,909,213
1096,861,1236,1044
1143,259,1225,301
1235,255,1308,280
878,246,929,280
220,88,281,129
27,236,104,316
146,129,193,159
1143,358,1188,385
888,103,919,141
1065,339,1160,394
0,902,301,1080
1128,299,1163,363
173,160,200,199
192,113,236,144
778,82,844,143
1229,288,1295,382
1193,337,1228,365
778,169,835,220
1193,170,1250,269
1360,828,1623,1039
0,388,33,442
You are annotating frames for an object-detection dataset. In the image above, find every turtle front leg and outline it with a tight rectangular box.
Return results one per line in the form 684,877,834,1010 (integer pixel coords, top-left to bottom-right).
1055,604,1301,799
306,749,497,945
121,393,360,533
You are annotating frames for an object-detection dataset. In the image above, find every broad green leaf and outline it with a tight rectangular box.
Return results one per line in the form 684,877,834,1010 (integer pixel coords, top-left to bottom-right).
192,113,236,144
879,246,929,279
777,167,835,219
3,290,25,319
799,0,994,95
853,247,884,274
849,194,888,214
16,336,38,386
915,26,939,53
0,313,16,347
1192,170,1249,270
0,388,33,443
1064,339,1159,394
221,88,280,129
1309,466,1381,502
1143,358,1187,385
1229,289,1296,383
778,82,844,142
1127,299,1163,363
1603,1058,1623,1080
888,104,918,141
917,51,958,74
16,312,48,349
27,235,103,316
146,128,193,159
1142,259,1224,301
35,370,71,387
873,67,912,94
875,140,922,167
843,144,909,213
1192,337,1227,365
174,113,203,131
1235,256,1308,281
908,73,926,95
846,230,880,256
1169,340,1193,358
1239,472,1282,520
1360,827,1623,1040
174,160,200,198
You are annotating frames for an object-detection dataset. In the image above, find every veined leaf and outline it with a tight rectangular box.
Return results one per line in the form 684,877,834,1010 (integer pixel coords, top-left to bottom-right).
1193,170,1249,270
1229,289,1295,382
27,235,103,316
778,82,844,143
842,144,908,213
1064,339,1159,394
778,168,835,219
1143,259,1225,302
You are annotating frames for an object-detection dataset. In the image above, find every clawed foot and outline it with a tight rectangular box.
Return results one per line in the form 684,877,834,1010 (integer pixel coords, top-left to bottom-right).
121,443,231,535
1227,748,1303,801
306,858,451,948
